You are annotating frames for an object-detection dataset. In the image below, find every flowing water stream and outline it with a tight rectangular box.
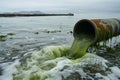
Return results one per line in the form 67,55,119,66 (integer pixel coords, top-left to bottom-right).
70,35,93,58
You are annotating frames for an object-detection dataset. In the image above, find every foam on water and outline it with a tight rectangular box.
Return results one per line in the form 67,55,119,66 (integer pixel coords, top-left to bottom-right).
0,60,20,80
11,45,120,80
1,33,120,80
1,34,120,80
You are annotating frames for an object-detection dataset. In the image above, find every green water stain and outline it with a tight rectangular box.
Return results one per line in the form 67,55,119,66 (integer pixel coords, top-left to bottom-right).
34,32,39,34
7,33,15,36
0,35,7,42
69,35,93,59
30,75,40,80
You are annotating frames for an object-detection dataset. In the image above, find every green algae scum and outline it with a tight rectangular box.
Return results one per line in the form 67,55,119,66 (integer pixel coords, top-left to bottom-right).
13,45,96,80
12,27,94,80
12,18,120,80
13,35,93,80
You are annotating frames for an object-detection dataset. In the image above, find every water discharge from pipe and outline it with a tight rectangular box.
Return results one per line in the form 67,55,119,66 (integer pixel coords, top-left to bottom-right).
71,18,120,58
70,35,93,58
12,18,120,80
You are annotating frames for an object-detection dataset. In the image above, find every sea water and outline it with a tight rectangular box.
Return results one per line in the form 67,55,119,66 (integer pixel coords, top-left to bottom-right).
0,13,120,80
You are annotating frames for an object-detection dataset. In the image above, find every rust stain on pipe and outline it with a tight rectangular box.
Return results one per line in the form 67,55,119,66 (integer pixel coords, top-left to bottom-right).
73,18,120,45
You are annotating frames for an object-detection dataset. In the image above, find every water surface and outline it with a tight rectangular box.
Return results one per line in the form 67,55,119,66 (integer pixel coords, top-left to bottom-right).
0,13,120,80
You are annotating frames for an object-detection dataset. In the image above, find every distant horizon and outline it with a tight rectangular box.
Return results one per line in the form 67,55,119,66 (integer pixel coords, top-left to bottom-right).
0,10,72,14
0,0,120,14
0,10,120,14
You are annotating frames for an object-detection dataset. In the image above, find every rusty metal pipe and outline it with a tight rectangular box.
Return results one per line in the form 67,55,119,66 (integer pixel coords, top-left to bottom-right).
73,18,120,45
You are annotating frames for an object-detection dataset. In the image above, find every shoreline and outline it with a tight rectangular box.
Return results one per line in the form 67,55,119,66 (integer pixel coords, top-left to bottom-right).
0,13,74,17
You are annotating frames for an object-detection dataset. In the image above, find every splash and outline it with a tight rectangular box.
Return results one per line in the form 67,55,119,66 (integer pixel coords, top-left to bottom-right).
12,45,120,80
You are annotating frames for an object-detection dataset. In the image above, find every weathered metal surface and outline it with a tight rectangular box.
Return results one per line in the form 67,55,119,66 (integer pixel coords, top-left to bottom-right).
73,18,120,45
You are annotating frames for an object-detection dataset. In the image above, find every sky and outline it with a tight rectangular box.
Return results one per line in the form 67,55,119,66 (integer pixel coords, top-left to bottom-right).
0,0,120,13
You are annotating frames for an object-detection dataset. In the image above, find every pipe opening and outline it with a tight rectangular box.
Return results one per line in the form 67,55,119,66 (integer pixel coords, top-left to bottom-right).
73,19,96,41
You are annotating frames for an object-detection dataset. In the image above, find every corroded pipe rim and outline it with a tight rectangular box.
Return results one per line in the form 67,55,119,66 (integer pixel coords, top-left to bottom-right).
90,20,98,45
73,19,98,45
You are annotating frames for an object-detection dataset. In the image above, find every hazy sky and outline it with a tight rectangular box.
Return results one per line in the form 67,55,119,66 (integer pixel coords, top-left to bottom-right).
0,0,120,13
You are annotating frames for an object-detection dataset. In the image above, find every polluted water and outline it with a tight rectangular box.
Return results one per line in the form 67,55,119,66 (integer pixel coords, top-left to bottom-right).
12,34,96,80
1,32,120,80
70,34,93,58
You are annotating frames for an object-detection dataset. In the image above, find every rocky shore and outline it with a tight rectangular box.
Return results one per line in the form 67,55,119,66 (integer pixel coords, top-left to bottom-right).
97,43,120,68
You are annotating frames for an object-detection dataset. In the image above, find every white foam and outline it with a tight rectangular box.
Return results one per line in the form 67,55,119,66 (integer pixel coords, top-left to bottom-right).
11,46,120,80
109,66,120,79
0,60,20,80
